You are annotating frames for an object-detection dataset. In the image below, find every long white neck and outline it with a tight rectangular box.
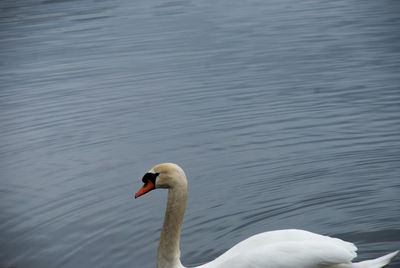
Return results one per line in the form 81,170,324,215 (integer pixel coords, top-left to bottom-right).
157,180,188,268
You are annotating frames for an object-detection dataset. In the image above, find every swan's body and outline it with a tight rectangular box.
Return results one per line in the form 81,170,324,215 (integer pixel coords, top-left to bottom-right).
134,163,398,268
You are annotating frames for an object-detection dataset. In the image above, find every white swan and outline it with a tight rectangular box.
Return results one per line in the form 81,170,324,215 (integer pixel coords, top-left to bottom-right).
134,163,398,268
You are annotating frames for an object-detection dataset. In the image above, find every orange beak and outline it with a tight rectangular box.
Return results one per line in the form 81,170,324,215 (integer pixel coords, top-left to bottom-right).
135,180,155,199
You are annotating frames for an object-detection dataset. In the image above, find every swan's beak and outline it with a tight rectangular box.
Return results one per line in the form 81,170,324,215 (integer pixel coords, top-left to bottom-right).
135,180,155,199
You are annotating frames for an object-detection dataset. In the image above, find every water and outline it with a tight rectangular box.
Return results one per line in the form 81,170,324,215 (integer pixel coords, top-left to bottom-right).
1,0,399,267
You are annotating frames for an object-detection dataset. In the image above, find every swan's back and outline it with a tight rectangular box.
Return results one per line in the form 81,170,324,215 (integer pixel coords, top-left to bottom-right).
197,229,357,268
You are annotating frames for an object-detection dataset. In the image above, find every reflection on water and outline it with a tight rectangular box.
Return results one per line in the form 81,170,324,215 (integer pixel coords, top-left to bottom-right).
1,0,399,268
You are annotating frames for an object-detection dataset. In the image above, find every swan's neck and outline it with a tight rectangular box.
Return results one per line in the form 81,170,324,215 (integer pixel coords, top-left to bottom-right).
157,183,188,268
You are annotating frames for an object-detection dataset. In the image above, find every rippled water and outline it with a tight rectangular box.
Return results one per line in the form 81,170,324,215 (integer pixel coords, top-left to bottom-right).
1,0,400,267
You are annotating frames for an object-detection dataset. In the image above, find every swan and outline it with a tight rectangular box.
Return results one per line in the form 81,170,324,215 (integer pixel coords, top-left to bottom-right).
134,163,398,268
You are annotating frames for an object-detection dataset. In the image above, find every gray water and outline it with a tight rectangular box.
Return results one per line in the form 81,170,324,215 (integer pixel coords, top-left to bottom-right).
1,0,400,267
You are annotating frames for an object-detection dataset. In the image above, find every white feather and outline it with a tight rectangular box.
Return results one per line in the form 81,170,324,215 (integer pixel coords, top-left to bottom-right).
197,229,357,268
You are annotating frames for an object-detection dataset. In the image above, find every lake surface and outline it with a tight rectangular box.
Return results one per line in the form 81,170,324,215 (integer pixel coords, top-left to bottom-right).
1,0,399,267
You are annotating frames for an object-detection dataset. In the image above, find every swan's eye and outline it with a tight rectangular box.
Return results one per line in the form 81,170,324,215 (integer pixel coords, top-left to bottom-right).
141,172,159,185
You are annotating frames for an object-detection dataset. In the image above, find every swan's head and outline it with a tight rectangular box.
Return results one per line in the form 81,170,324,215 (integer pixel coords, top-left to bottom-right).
135,163,187,198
